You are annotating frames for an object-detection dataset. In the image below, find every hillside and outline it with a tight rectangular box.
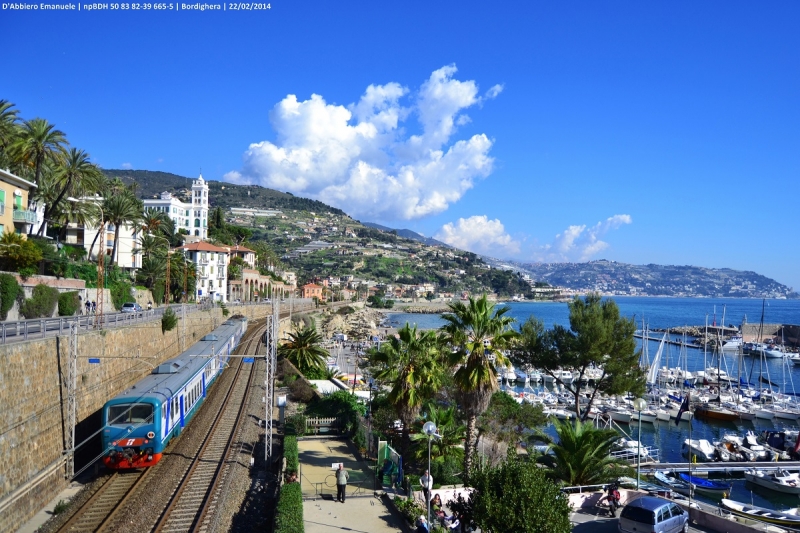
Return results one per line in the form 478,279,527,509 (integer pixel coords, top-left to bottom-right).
102,169,346,216
491,259,796,299
360,222,450,247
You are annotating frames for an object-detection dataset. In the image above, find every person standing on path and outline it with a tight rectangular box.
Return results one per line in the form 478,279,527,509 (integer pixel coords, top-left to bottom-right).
420,469,433,503
336,463,349,503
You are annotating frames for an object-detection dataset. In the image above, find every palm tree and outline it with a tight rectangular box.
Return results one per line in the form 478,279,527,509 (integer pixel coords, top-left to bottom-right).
536,419,632,486
103,191,142,266
37,148,103,236
411,402,466,464
10,118,68,189
142,207,169,236
369,323,444,453
0,100,20,169
440,295,519,477
278,325,328,374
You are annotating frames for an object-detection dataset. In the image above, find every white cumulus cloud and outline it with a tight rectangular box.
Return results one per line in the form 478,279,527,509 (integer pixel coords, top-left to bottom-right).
224,65,499,221
435,215,520,256
121,162,132,169
542,214,632,261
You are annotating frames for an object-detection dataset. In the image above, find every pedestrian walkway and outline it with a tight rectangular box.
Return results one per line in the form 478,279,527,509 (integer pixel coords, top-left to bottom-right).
298,438,407,533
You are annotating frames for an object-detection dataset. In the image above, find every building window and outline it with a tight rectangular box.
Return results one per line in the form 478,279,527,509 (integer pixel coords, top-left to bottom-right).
194,219,200,227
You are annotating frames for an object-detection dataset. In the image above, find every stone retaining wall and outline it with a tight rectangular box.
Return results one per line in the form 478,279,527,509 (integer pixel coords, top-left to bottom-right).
0,303,278,532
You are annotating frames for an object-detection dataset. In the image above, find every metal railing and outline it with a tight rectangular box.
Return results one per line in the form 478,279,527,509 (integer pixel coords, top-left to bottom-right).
0,299,287,345
12,208,37,223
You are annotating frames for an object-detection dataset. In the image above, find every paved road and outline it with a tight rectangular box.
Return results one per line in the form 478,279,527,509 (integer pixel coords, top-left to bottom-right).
571,508,720,533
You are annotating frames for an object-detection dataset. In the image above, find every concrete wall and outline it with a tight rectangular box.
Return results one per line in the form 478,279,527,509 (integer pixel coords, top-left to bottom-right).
0,302,278,532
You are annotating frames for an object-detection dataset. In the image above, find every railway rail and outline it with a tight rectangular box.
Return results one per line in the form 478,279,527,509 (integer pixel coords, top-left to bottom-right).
50,302,320,533
56,471,148,533
151,322,266,533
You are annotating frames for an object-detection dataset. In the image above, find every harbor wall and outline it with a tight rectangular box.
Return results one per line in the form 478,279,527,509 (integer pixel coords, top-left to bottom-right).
0,303,281,533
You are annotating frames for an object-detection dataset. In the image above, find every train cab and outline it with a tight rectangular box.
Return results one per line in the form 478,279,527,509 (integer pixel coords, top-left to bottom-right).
102,397,163,469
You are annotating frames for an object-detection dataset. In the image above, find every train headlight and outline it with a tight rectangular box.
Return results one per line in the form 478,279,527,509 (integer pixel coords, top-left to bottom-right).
147,431,155,439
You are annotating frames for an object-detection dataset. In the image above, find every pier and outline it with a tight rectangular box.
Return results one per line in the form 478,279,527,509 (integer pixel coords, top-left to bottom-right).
638,460,800,474
635,333,702,349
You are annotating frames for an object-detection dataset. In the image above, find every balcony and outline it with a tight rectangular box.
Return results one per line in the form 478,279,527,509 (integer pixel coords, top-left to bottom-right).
13,209,37,224
198,258,209,265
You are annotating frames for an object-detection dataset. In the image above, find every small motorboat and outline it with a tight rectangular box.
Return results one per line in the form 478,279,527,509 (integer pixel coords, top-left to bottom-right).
653,471,693,496
744,469,800,495
720,498,800,528
682,439,717,462
678,473,731,495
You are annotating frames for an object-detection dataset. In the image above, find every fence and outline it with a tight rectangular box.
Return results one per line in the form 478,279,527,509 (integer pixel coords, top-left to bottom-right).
305,416,341,435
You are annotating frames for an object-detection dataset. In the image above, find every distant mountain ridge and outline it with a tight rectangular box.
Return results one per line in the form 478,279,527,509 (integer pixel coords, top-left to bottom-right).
102,169,346,216
360,221,450,247
489,258,796,299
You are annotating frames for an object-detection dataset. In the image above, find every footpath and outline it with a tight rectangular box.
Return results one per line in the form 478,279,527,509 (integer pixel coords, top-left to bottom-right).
298,438,407,533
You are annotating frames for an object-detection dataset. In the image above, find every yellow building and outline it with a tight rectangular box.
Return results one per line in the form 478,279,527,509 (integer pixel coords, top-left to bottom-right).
0,168,38,237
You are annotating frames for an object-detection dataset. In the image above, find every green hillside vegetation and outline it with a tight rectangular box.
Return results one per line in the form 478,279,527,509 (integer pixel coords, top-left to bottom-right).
102,169,346,216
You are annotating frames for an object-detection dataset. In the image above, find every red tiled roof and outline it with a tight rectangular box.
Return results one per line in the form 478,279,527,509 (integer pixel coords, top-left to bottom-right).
177,241,230,253
226,244,256,253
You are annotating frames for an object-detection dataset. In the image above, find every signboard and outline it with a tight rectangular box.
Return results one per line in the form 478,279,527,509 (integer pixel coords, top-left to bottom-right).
243,357,254,363
88,358,100,364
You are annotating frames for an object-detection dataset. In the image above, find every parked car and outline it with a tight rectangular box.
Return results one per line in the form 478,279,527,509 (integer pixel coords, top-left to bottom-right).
618,496,689,533
120,302,143,314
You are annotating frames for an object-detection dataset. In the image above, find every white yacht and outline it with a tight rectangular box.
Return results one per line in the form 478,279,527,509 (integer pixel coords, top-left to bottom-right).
682,439,717,462
744,469,800,494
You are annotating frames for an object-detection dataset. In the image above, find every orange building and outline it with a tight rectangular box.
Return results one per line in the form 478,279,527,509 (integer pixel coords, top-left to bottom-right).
302,283,324,301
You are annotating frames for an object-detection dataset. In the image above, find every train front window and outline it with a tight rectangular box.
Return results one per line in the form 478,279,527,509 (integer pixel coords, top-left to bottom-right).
107,403,153,425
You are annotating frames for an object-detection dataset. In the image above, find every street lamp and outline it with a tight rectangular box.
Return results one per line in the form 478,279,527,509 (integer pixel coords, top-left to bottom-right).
68,197,104,329
422,421,438,527
633,397,647,490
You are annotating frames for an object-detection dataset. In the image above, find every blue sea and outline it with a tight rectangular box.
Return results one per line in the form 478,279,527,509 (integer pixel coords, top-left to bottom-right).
385,297,800,510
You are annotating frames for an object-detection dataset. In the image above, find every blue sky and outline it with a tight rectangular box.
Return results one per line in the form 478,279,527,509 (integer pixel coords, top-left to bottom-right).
2,1,799,289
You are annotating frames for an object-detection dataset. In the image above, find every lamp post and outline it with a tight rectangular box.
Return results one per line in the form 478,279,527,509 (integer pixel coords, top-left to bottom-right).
422,421,437,527
633,397,647,490
68,197,104,328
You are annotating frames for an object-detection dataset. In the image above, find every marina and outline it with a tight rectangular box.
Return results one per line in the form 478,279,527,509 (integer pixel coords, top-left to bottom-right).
385,297,800,512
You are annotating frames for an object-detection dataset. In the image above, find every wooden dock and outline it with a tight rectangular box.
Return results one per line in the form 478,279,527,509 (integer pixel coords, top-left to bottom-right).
634,333,702,350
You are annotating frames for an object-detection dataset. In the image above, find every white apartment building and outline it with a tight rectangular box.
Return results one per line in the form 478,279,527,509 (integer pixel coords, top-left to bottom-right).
64,196,141,269
143,174,209,239
178,241,229,302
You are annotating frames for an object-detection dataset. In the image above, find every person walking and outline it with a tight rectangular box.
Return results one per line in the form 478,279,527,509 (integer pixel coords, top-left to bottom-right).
91,301,96,314
420,469,433,504
85,299,91,315
336,463,349,503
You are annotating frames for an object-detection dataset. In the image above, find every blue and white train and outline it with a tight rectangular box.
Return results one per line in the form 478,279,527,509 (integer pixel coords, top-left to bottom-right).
101,317,248,469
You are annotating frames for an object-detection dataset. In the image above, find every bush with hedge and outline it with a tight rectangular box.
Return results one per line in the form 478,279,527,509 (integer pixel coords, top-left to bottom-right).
0,273,20,320
20,284,60,319
274,482,303,533
57,291,80,316
284,435,299,476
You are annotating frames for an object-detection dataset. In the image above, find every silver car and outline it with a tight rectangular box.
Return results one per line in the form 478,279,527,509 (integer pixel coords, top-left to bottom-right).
618,496,689,533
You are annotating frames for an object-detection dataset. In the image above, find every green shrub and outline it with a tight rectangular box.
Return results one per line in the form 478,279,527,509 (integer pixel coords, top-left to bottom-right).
52,499,69,516
285,414,307,436
393,496,424,525
0,273,20,320
275,482,303,533
19,284,60,319
18,267,36,279
58,291,81,316
151,281,165,307
161,307,178,333
284,435,299,475
109,280,133,311
431,456,462,486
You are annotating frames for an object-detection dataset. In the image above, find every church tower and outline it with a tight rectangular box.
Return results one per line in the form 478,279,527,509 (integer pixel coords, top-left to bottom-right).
191,174,209,239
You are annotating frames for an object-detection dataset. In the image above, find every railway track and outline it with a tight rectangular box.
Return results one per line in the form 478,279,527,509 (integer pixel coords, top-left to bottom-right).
151,322,266,533
51,304,312,533
56,471,148,533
